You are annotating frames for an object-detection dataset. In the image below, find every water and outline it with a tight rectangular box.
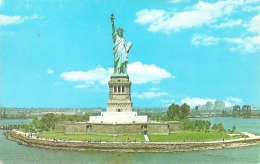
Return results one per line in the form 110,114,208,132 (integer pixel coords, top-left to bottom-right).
0,118,33,126
0,118,259,164
194,117,260,135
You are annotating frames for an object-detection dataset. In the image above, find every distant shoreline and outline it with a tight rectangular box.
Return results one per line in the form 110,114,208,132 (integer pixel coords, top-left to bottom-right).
4,130,260,153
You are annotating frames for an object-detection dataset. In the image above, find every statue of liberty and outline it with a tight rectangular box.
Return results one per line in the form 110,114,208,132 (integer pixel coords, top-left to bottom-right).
110,14,132,75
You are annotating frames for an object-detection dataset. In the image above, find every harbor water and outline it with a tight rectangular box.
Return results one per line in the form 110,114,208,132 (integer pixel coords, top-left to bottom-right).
0,118,259,164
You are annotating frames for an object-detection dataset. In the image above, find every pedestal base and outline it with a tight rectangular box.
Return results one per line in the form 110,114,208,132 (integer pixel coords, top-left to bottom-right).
89,112,147,123
107,75,133,112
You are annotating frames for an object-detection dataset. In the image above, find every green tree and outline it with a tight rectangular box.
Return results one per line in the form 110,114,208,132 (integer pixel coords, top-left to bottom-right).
32,117,41,129
40,113,59,131
81,113,90,121
204,120,211,133
25,112,94,133
180,103,190,120
167,103,190,121
20,123,29,132
197,120,204,132
167,103,180,121
60,114,66,121
183,119,211,132
231,125,236,133
161,115,168,121
183,118,191,131
211,123,218,130
204,120,211,129
212,122,225,134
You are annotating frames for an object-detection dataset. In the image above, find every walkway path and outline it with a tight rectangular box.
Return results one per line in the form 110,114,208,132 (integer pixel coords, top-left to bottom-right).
144,135,149,142
10,130,260,144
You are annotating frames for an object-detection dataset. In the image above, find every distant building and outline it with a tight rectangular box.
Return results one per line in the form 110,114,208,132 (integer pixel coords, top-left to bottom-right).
214,100,225,110
242,105,251,118
232,105,240,117
195,106,198,112
197,105,205,110
205,102,214,110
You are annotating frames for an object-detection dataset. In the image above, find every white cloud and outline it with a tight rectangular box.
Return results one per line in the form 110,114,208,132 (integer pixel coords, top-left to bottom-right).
161,99,175,107
211,19,242,28
128,62,173,84
223,97,243,107
135,1,245,33
248,14,260,34
191,34,220,46
132,92,168,99
60,62,172,87
47,68,54,74
180,97,243,108
223,101,233,107
229,47,236,51
224,37,243,44
220,14,260,53
192,26,260,52
60,66,111,85
169,0,182,3
0,0,4,7
150,87,160,91
224,35,260,53
0,15,23,25
161,99,175,103
169,0,191,3
0,13,43,26
135,9,166,25
135,1,260,53
180,97,215,107
243,5,260,12
74,84,88,89
226,97,242,103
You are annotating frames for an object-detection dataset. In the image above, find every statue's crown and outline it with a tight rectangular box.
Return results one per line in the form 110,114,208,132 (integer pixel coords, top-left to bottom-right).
117,27,124,32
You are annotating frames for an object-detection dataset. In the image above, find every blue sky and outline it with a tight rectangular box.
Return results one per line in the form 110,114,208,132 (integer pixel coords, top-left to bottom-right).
1,0,260,108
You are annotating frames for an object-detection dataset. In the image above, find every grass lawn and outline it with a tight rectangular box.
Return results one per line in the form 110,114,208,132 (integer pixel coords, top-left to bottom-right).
37,130,237,142
149,131,233,142
36,131,145,142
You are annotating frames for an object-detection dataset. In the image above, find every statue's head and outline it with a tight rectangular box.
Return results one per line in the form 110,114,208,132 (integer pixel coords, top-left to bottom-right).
117,28,124,37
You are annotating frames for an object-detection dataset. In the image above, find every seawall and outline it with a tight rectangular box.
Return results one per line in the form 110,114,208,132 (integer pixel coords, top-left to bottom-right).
5,130,260,153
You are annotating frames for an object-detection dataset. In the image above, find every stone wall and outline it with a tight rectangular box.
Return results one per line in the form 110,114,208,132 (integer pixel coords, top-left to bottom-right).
6,130,260,153
168,121,184,133
89,124,142,135
56,121,184,135
55,121,74,133
147,123,169,135
65,123,87,134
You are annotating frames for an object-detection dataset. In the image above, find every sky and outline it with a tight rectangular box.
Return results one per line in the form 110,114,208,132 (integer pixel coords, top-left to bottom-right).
1,0,260,109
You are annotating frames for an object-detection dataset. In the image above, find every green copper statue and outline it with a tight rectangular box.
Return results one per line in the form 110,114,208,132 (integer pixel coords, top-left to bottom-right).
110,14,132,75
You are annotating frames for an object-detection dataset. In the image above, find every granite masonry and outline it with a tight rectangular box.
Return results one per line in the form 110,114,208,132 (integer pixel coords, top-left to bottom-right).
55,121,184,135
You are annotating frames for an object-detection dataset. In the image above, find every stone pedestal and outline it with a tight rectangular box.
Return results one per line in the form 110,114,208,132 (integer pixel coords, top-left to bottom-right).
89,74,148,124
106,75,133,112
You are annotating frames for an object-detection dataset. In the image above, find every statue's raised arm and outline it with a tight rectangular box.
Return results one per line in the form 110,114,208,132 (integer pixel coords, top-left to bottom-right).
110,14,132,75
110,14,115,37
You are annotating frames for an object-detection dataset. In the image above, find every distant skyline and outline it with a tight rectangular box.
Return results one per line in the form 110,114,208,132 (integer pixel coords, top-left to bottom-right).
1,0,260,108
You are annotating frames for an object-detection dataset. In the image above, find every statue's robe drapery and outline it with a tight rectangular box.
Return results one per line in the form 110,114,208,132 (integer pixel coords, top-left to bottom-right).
112,33,132,74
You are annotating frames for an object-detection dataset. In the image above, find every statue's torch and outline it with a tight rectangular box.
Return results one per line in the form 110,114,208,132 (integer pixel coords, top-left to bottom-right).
110,14,114,24
110,14,115,34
